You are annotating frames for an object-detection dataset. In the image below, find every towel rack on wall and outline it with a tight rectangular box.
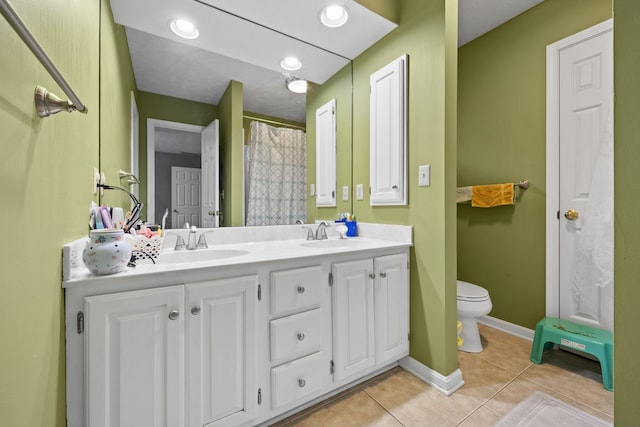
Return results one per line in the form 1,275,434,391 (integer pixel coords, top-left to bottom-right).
456,179,530,205
0,0,88,117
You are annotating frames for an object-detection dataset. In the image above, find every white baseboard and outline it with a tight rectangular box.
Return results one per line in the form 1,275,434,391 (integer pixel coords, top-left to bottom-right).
399,357,465,396
479,315,535,341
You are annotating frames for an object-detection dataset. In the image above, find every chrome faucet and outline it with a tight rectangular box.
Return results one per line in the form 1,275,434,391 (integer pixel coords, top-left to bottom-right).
315,221,330,240
186,226,198,250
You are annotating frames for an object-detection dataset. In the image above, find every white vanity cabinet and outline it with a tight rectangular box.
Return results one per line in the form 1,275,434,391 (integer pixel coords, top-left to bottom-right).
84,285,186,427
332,253,409,382
78,275,258,427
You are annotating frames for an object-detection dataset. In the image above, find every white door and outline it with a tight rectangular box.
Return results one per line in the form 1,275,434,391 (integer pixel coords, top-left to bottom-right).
315,99,336,207
172,166,201,228
374,253,409,365
186,275,258,427
370,55,407,206
332,259,375,381
201,119,220,227
547,20,613,331
84,286,185,427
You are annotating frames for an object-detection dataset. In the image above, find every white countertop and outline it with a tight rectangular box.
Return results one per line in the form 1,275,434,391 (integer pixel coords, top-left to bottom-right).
62,222,412,289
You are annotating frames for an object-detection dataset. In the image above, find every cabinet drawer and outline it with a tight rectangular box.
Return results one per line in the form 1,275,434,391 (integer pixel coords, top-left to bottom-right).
270,309,322,363
270,266,322,315
271,352,329,409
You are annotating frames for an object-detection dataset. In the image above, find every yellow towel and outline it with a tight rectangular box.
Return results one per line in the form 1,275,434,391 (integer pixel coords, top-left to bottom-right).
471,183,514,208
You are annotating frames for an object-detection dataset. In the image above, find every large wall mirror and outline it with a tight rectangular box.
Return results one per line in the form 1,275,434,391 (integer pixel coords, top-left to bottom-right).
104,0,396,228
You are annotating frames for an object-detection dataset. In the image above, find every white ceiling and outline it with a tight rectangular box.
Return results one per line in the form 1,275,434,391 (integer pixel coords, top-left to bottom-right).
109,0,544,124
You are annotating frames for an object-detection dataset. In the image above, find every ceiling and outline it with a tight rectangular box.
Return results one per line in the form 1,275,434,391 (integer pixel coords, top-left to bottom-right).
109,0,544,124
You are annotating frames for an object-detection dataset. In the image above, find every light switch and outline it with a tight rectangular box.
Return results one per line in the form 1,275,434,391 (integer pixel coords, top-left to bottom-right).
342,185,349,201
418,164,430,187
356,184,364,201
310,183,315,197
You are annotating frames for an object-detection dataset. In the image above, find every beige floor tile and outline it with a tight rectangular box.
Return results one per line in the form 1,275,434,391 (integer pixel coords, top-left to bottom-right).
485,376,613,424
473,324,534,374
521,348,613,416
456,350,518,404
268,419,293,427
457,406,502,427
363,369,478,426
290,390,402,427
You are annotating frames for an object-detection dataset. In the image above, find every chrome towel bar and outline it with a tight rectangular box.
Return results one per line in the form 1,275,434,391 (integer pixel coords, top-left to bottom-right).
0,0,88,117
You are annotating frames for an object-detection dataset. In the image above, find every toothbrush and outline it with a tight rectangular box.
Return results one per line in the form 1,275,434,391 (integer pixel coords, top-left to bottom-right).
161,208,168,233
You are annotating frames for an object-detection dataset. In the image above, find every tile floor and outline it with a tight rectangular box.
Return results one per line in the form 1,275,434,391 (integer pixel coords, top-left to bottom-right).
270,324,614,426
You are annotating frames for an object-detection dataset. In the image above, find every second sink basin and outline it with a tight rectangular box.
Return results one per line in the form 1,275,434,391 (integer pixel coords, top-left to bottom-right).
157,248,249,264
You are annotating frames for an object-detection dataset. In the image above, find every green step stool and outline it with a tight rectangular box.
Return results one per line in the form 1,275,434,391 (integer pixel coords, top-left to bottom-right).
530,317,613,391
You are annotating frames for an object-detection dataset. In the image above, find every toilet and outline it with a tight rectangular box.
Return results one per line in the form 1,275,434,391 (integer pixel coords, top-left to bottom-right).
457,280,492,352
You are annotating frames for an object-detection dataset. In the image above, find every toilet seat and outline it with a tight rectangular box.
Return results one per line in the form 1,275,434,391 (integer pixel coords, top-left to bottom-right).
457,280,489,302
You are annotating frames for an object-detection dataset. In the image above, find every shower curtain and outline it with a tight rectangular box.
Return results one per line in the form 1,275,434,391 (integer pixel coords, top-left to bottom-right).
245,121,307,226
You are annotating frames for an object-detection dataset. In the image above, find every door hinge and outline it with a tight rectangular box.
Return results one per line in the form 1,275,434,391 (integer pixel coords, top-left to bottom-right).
258,284,262,301
258,388,262,405
328,272,333,286
77,311,84,334
330,360,335,375
557,210,560,220
332,190,335,199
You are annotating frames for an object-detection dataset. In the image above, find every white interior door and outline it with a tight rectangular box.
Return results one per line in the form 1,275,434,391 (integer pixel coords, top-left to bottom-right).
315,99,336,207
172,166,202,228
201,119,220,227
547,20,613,331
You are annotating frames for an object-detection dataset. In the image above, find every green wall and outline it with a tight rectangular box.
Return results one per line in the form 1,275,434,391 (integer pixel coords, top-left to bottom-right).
351,0,459,375
457,0,612,329
306,64,353,223
136,91,219,220
614,0,640,423
218,81,244,226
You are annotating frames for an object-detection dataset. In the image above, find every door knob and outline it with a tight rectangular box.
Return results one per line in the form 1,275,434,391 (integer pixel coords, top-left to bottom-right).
564,209,579,221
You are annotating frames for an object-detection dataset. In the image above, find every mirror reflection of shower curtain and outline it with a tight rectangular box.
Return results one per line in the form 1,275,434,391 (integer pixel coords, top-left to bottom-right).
246,121,307,225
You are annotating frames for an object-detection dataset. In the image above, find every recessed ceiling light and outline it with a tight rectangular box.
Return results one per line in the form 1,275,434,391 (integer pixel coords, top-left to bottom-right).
286,78,308,94
170,19,199,39
280,56,302,71
320,5,349,28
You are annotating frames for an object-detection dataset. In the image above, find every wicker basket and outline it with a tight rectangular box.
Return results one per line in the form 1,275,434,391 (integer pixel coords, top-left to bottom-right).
130,234,164,260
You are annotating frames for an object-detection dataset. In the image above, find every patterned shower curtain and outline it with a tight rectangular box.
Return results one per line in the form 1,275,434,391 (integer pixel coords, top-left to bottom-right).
246,121,307,225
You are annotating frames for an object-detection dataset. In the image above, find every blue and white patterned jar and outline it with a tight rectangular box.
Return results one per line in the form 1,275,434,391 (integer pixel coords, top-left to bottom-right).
82,229,132,275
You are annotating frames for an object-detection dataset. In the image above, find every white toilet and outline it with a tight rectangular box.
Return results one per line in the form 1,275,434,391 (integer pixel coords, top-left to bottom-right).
457,280,492,353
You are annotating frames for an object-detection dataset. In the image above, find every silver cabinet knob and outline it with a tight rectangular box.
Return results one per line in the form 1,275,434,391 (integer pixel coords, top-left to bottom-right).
191,306,201,315
298,378,306,388
368,273,376,279
297,332,305,341
168,310,179,320
297,285,305,294
379,272,387,278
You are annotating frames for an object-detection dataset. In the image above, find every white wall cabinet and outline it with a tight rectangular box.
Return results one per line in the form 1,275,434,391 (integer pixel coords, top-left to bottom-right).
370,55,408,206
84,286,186,427
332,253,409,382
315,99,337,207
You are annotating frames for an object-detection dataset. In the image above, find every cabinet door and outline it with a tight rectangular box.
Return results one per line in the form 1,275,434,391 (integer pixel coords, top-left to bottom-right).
370,55,407,205
85,286,185,427
332,259,375,381
374,254,410,365
186,275,258,427
315,98,336,207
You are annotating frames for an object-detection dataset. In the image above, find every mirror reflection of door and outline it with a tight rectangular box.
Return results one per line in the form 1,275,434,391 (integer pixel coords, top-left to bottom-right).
149,118,219,229
171,166,201,228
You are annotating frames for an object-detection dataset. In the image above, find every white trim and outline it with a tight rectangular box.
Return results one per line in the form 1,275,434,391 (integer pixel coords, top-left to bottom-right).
478,315,535,341
545,19,613,318
399,357,464,396
146,119,205,223
130,92,139,201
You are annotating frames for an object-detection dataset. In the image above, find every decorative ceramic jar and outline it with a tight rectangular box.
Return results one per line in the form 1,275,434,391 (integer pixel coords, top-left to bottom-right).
82,229,132,275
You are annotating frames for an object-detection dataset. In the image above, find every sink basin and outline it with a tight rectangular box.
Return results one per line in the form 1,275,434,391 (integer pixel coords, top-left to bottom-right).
157,248,249,264
300,239,363,249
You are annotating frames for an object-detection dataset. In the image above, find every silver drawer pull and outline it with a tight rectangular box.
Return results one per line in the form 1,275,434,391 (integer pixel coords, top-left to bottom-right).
298,378,306,388
379,272,387,278
168,310,179,320
191,306,201,315
368,273,375,279
297,285,305,294
297,332,305,341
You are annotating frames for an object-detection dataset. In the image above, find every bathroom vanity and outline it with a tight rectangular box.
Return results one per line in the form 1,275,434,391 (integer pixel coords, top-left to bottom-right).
62,223,411,427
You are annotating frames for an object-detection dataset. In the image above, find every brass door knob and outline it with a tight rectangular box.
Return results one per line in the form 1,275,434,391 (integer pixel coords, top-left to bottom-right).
564,209,579,221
